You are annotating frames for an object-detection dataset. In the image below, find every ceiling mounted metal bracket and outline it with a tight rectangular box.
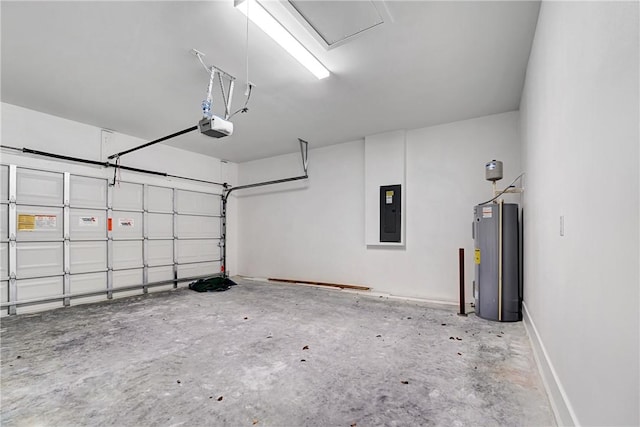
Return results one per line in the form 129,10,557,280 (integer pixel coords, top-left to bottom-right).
192,48,236,120
299,138,309,175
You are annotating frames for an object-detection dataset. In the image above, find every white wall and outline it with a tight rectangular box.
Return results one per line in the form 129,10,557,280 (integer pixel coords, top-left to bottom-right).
237,111,521,301
0,103,239,274
364,130,406,246
519,2,639,426
0,103,234,186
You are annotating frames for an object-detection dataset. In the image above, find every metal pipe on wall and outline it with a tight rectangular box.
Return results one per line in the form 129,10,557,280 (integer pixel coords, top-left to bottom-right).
498,199,504,321
458,248,467,316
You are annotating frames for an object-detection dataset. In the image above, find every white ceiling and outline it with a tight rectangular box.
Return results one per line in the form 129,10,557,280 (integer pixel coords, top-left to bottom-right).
1,1,540,163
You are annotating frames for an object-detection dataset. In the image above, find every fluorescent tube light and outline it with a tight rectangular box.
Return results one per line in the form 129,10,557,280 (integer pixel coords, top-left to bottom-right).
235,0,330,80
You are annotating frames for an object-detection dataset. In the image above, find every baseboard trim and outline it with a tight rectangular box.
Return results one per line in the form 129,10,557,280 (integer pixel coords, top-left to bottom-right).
237,275,463,307
522,301,579,426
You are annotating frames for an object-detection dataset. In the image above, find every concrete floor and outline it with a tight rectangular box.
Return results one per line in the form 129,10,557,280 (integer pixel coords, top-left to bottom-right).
1,279,555,427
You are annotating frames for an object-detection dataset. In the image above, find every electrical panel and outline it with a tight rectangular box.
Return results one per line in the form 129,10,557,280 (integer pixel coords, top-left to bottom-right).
380,185,401,243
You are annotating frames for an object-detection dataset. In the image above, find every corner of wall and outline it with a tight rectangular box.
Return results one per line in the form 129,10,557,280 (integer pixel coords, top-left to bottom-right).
522,302,578,426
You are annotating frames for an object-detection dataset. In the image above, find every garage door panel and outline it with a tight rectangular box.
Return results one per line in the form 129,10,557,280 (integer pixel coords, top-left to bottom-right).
70,241,107,274
16,206,63,241
17,169,63,206
176,240,218,264
176,190,219,216
148,240,173,267
1,280,8,317
1,243,8,280
147,213,173,239
16,276,63,314
148,186,173,213
70,175,107,208
1,204,8,241
70,272,107,305
0,165,8,202
0,280,6,303
112,182,143,211
112,241,143,270
111,212,143,239
113,268,143,298
148,265,174,293
177,215,220,239
16,242,63,278
70,209,107,240
177,262,220,284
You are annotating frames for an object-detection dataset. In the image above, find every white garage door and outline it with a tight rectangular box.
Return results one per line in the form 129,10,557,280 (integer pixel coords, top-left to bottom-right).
174,189,222,279
1,165,10,314
1,164,223,316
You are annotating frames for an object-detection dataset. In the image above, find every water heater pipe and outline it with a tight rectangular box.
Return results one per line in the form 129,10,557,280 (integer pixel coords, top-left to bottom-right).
493,187,524,197
498,199,504,321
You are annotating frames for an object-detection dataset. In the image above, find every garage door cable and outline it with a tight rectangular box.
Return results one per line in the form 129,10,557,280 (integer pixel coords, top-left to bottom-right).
0,145,225,187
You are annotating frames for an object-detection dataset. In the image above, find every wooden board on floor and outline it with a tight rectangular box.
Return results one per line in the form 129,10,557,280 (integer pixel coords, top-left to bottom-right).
268,278,370,291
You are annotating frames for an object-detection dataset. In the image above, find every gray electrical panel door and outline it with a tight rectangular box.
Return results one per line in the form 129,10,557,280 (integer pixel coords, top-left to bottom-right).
473,203,521,322
380,185,401,243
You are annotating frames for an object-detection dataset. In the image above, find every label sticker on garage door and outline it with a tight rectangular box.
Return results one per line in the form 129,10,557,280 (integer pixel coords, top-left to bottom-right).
474,249,481,264
386,190,394,204
118,218,134,227
36,215,58,229
482,207,493,218
78,216,99,226
19,214,57,230
18,214,36,231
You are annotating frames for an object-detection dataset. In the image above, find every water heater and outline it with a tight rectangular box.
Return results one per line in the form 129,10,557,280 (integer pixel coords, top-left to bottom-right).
473,202,521,322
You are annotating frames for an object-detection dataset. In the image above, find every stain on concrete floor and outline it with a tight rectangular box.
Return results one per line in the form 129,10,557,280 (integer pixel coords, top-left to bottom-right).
0,279,555,426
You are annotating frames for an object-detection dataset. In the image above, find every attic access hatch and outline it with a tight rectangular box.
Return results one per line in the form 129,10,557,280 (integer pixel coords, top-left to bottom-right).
280,0,392,50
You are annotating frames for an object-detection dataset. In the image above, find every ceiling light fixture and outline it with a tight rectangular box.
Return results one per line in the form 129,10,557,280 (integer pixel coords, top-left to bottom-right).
234,0,330,80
